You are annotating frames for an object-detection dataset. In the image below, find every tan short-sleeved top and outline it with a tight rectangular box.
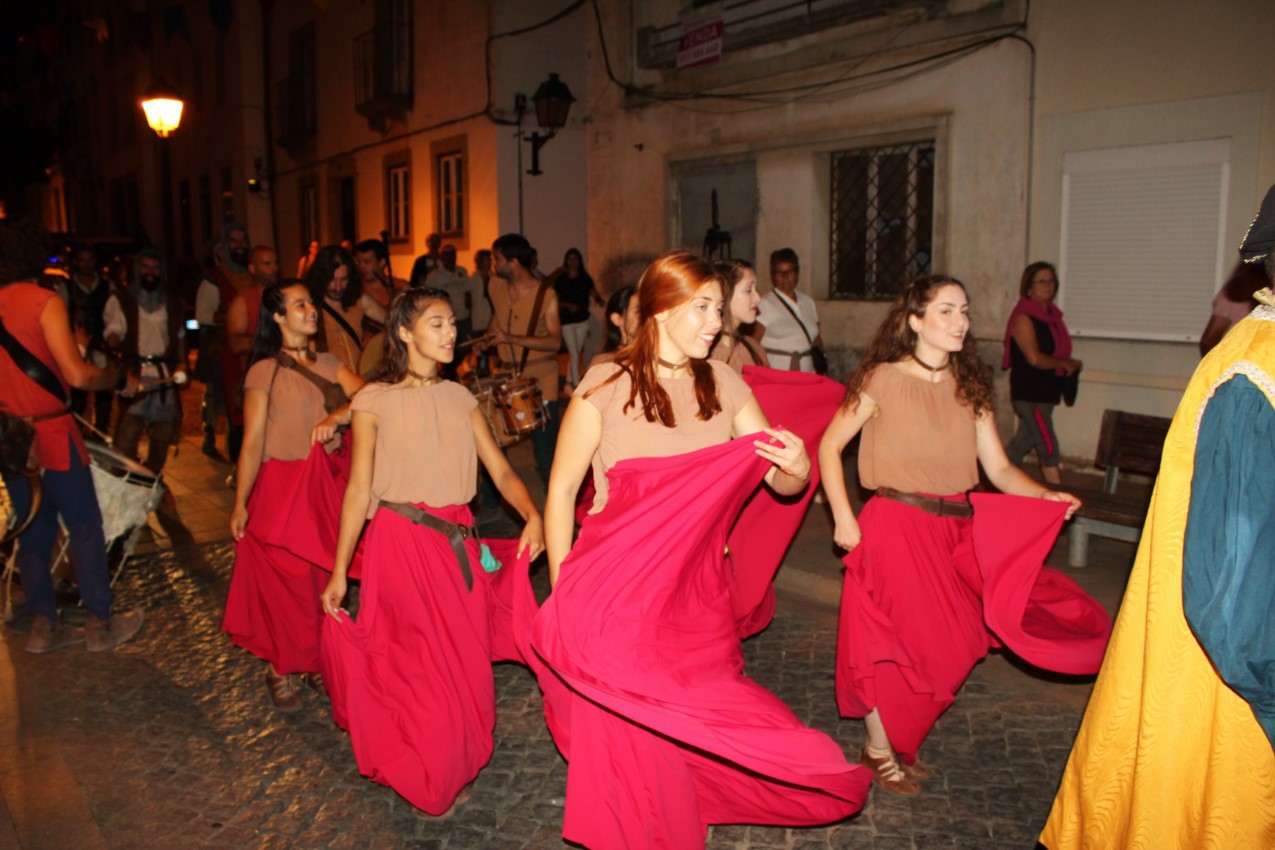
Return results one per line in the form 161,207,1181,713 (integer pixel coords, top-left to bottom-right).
351,380,480,517
244,353,344,462
489,280,559,402
857,363,979,497
576,358,754,513
710,335,770,373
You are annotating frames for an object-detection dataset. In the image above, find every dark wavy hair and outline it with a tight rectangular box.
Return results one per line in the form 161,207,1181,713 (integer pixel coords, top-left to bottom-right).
842,274,993,415
1018,261,1058,298
603,285,636,353
247,281,311,368
375,287,453,383
305,245,360,310
586,250,723,427
712,258,765,366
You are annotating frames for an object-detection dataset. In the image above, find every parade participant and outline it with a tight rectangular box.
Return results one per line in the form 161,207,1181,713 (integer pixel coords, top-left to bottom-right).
818,275,1107,797
0,218,143,653
1040,207,1275,850
1002,261,1081,485
223,282,363,711
710,259,769,372
306,246,364,373
194,221,254,464
226,246,279,358
532,250,869,848
104,249,186,476
483,233,562,484
64,243,115,431
319,288,543,815
353,238,406,341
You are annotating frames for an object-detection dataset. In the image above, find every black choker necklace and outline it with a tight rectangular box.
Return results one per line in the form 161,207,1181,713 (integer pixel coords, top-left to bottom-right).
406,367,440,386
657,357,690,373
912,352,950,373
282,345,310,361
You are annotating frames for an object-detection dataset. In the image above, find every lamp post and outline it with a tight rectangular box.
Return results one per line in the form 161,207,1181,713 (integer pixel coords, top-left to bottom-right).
515,72,575,232
140,84,184,262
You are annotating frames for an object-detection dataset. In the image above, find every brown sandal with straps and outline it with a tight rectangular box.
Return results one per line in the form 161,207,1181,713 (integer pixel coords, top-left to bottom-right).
859,747,921,797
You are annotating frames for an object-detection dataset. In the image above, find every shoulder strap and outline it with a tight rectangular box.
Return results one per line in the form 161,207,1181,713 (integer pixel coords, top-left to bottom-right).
773,291,814,346
321,301,362,350
0,315,70,406
274,353,350,413
518,282,550,374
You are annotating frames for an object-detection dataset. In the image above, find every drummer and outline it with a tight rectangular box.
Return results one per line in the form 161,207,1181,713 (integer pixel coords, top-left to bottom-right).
223,281,364,711
481,234,562,486
0,218,145,654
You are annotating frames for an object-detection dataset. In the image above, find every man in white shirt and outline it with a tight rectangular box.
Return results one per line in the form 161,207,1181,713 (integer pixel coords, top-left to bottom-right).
425,244,472,341
754,248,823,373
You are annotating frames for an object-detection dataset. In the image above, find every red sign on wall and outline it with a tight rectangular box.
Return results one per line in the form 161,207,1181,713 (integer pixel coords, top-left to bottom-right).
678,18,724,69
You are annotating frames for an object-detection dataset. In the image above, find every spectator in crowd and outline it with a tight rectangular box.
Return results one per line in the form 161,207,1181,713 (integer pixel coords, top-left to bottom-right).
408,232,443,288
755,248,823,372
552,247,602,390
425,244,472,341
468,249,494,340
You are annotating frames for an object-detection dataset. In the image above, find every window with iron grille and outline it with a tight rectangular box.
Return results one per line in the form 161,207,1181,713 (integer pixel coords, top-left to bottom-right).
829,140,935,300
386,162,411,242
436,151,465,237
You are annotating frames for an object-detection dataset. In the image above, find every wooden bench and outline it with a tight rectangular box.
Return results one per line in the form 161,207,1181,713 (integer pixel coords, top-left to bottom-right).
1068,410,1172,567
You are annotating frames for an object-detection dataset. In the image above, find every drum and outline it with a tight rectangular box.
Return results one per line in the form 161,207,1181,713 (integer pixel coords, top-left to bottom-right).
85,439,164,545
468,376,522,448
494,377,546,438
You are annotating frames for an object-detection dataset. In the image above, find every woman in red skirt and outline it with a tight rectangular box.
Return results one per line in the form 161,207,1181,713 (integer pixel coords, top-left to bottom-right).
318,287,543,816
224,281,364,711
818,275,1100,797
535,250,870,848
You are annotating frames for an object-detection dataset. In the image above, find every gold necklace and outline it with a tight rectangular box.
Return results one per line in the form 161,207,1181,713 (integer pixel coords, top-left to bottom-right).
405,367,441,387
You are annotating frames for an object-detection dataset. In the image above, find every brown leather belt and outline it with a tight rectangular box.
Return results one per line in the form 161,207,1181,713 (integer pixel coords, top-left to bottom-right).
876,487,973,519
378,500,477,591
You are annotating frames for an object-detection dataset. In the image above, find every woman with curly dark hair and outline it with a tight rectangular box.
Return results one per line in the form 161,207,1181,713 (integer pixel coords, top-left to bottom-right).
305,245,364,373
819,275,1102,799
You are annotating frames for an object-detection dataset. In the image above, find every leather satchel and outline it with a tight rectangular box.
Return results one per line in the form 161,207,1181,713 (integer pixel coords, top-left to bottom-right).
274,352,350,413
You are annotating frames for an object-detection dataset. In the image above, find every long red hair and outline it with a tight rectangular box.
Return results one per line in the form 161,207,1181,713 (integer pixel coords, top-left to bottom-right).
586,250,723,426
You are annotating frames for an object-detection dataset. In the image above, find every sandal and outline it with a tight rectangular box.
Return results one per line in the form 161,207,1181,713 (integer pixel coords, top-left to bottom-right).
859,747,921,797
903,754,934,780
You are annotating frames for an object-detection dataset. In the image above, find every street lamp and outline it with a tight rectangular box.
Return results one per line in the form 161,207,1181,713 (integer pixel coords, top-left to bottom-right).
518,73,575,177
140,82,184,262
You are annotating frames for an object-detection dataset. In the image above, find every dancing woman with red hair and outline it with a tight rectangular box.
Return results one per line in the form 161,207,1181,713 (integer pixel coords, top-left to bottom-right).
532,250,869,848
819,276,1105,798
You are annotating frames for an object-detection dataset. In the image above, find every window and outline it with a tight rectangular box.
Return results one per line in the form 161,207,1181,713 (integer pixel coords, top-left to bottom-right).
299,178,319,250
1059,139,1230,342
386,158,411,242
436,150,464,237
214,38,226,105
220,166,235,223
829,140,934,300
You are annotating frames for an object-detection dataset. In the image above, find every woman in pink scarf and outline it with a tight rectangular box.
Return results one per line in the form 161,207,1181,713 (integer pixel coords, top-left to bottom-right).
1001,262,1082,485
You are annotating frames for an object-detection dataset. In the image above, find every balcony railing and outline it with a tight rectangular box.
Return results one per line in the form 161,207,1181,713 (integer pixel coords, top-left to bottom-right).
276,74,316,157
354,21,413,133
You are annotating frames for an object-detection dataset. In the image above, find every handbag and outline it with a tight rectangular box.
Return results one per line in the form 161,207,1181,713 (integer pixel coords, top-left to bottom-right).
771,291,827,375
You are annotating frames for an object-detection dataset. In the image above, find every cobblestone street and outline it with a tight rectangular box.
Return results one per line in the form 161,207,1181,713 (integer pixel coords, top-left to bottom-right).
1,535,1118,850
1,410,1131,850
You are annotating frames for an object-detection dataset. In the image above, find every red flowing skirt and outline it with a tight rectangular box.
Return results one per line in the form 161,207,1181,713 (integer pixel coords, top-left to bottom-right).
222,459,325,673
835,493,1111,761
320,503,516,815
729,367,846,637
529,436,871,849
260,433,364,579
